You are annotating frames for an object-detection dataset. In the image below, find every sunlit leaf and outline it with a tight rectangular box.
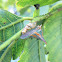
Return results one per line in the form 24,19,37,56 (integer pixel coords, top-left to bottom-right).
44,6,62,62
12,39,25,59
19,38,46,62
0,49,12,62
17,0,59,7
20,5,31,15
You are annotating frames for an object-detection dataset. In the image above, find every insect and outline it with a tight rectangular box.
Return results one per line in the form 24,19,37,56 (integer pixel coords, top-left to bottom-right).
22,22,36,34
20,25,47,44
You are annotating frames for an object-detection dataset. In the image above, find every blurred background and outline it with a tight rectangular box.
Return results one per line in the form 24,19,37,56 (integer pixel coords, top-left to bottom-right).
0,0,62,17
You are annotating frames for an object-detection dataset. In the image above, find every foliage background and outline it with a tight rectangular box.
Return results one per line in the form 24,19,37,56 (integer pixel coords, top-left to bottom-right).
0,0,62,62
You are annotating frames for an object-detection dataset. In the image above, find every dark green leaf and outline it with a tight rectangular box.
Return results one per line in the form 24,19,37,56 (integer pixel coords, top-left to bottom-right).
0,49,12,62
12,39,25,59
20,5,31,15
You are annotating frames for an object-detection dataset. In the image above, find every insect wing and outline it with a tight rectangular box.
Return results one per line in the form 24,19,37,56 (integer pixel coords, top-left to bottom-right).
34,30,47,44
20,27,38,39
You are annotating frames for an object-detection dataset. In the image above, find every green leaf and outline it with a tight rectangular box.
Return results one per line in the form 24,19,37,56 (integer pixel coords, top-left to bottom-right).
49,3,62,12
17,0,59,7
12,39,25,59
20,5,31,15
0,9,24,61
2,0,16,9
0,0,2,8
0,9,33,60
0,9,23,42
0,0,16,9
18,38,46,62
6,0,16,5
44,9,62,62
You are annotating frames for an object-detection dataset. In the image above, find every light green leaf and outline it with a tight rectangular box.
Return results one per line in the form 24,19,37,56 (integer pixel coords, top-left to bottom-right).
3,0,16,9
0,9,33,60
0,50,12,62
17,0,59,7
0,0,16,9
12,39,25,59
49,3,62,12
0,0,2,8
20,5,31,15
44,8,62,62
19,38,46,62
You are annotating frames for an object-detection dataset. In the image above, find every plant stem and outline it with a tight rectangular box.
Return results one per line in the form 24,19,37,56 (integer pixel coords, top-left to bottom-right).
33,4,40,17
33,9,40,17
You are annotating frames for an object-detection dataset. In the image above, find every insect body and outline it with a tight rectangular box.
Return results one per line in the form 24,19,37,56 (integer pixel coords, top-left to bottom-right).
20,25,47,44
